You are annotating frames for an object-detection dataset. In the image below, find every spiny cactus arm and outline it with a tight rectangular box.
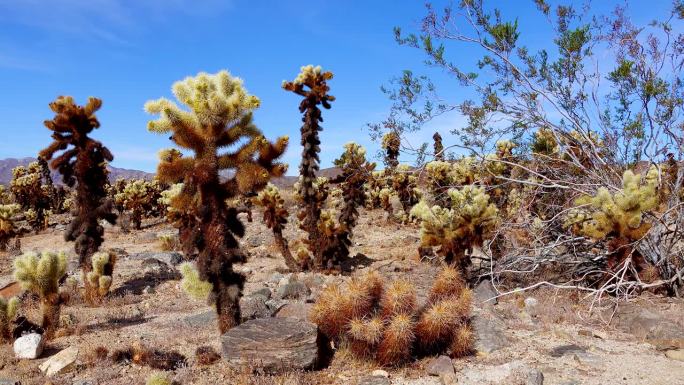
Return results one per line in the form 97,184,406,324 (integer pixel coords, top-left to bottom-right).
14,251,67,298
179,263,212,301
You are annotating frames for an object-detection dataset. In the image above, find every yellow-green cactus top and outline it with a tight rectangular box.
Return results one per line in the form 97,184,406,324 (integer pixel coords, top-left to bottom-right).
14,251,67,298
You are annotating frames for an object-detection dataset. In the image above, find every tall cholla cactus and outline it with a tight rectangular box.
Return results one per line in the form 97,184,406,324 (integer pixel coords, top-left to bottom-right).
311,267,472,366
14,251,68,338
411,186,498,275
391,164,420,214
146,70,287,332
382,131,401,170
433,132,445,161
254,184,299,271
283,65,336,270
10,162,52,231
565,167,659,272
85,251,116,300
115,179,154,230
40,96,117,300
0,204,21,251
0,296,20,342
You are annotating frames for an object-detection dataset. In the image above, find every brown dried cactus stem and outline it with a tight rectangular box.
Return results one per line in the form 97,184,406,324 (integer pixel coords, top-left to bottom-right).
283,67,335,270
39,96,117,297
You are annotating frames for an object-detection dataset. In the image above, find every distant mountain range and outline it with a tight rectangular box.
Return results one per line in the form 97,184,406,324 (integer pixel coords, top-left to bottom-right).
0,157,341,188
0,157,154,186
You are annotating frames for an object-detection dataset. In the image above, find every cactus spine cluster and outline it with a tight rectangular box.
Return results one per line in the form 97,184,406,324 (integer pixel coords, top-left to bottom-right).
13,251,68,338
255,184,300,271
411,186,498,274
40,96,117,300
0,296,20,343
566,167,659,272
147,70,287,332
311,267,472,366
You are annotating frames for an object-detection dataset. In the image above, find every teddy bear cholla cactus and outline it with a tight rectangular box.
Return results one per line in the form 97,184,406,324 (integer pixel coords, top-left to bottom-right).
85,251,116,301
40,96,117,301
311,268,472,366
565,167,659,274
0,204,21,251
114,179,155,230
14,251,68,338
254,184,300,271
381,131,401,170
147,70,287,332
411,186,498,275
0,296,20,343
10,162,52,231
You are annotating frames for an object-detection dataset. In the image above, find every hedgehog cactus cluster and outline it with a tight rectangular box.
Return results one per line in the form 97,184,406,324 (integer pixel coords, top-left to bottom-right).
566,167,659,272
14,251,68,338
147,70,287,332
411,186,498,274
311,267,473,366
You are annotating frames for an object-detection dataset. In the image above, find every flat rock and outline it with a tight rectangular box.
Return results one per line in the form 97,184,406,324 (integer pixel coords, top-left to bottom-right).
549,344,586,357
472,313,510,354
358,376,391,385
616,308,684,349
426,355,454,376
460,360,532,384
0,379,20,385
665,349,684,362
128,251,183,266
183,310,217,328
13,333,43,359
221,317,320,374
239,295,272,321
39,346,79,376
275,280,311,300
274,303,313,321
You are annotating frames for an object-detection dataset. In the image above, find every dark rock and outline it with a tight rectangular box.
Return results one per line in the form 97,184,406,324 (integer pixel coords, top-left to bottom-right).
276,280,311,300
473,280,498,306
426,355,454,376
265,298,286,313
239,295,272,321
129,252,183,266
472,313,510,354
527,369,544,385
249,287,272,299
549,344,586,358
183,310,217,328
616,308,684,350
221,317,322,374
274,303,313,321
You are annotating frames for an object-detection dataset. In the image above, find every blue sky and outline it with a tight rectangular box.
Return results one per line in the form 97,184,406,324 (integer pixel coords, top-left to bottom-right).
0,0,674,173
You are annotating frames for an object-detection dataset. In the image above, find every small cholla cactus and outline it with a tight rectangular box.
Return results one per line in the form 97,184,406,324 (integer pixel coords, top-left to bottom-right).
85,251,116,300
40,96,117,301
382,131,401,170
565,167,659,273
391,164,420,214
10,162,52,232
411,186,498,275
254,184,300,271
114,179,154,230
311,268,472,366
147,70,287,332
0,296,20,343
14,251,68,338
0,204,21,251
433,132,444,161
364,170,389,210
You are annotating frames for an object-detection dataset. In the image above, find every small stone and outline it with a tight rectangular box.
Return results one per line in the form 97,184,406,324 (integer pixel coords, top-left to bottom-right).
276,281,310,300
39,346,79,376
0,378,20,385
183,310,217,328
426,355,454,376
129,251,183,266
250,287,272,299
142,286,155,295
239,294,272,321
524,297,539,315
473,280,498,305
526,369,544,385
13,333,43,359
274,303,312,321
372,369,389,377
73,380,96,385
359,376,390,385
269,273,284,285
549,344,586,357
665,349,684,362
472,313,509,354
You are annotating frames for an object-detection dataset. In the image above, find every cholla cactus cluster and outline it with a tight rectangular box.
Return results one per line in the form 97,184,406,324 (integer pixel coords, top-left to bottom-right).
311,267,472,366
391,164,420,215
381,131,401,170
114,179,156,230
10,162,52,231
425,158,479,206
411,186,498,274
0,203,21,251
531,127,560,157
254,184,299,271
0,296,20,342
147,70,287,332
85,251,116,300
14,251,68,338
566,167,659,272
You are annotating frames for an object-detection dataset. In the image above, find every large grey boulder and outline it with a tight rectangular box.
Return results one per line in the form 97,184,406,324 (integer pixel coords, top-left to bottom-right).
221,317,322,373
